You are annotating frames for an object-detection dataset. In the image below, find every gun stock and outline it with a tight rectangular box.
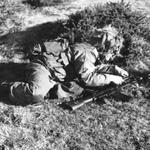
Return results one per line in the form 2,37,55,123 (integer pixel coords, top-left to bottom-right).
62,97,94,111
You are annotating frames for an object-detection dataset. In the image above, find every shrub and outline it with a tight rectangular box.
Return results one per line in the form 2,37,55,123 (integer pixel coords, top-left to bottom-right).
57,0,150,67
63,1,148,46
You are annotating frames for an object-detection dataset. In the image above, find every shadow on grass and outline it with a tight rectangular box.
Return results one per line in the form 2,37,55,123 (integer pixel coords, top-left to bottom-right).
0,63,27,82
0,21,67,55
0,63,28,104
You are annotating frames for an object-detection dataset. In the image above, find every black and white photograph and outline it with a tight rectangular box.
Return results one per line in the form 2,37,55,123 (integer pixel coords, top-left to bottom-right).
0,0,150,149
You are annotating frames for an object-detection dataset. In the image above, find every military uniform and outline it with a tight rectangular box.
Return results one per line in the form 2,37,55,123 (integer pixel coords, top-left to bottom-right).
9,41,123,105
9,25,127,105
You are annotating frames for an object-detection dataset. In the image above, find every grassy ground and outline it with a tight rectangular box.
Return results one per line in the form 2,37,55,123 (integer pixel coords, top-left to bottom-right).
0,0,150,150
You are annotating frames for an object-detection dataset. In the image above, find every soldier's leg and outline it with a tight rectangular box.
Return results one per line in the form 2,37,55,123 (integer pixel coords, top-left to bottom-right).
9,63,56,105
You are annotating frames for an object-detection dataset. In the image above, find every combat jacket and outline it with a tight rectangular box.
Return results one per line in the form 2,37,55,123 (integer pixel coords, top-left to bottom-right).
32,41,116,87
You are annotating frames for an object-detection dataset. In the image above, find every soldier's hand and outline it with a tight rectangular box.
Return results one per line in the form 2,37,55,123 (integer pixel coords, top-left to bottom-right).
111,76,125,85
115,65,129,78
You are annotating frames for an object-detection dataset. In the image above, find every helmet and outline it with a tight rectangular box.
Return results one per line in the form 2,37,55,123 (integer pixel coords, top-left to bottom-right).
94,24,124,61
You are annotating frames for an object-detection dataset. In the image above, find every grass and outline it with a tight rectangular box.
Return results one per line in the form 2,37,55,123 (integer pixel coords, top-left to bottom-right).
0,96,149,149
0,0,24,35
0,0,150,150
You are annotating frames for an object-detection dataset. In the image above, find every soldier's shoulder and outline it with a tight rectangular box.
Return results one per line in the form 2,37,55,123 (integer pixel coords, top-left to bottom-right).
71,42,96,51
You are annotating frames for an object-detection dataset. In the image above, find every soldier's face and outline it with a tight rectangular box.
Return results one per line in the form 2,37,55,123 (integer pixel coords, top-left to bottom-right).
103,35,124,62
